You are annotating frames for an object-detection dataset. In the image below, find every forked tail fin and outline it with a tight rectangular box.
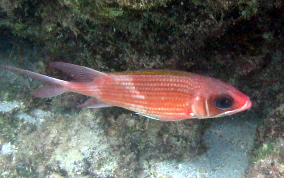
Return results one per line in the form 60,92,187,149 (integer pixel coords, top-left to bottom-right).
1,62,107,98
0,65,68,98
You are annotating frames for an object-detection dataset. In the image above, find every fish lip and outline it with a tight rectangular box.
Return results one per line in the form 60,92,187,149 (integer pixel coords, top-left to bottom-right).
244,99,252,110
229,99,252,113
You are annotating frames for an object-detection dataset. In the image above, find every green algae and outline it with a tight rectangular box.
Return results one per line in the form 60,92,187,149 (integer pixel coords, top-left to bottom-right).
252,140,279,163
0,98,204,177
247,103,284,177
0,116,19,144
0,83,22,101
1,0,277,72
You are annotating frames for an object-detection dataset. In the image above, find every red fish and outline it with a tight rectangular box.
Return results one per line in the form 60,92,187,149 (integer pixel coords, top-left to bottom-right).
0,62,251,121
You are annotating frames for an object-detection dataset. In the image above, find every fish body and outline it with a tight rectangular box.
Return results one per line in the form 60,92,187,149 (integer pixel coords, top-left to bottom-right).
0,62,251,121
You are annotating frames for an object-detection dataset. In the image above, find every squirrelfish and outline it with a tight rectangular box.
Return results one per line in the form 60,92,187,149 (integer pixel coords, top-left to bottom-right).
0,62,251,121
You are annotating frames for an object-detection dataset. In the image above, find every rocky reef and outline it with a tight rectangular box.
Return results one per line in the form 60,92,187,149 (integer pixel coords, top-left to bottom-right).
247,103,284,177
0,0,284,177
0,101,203,177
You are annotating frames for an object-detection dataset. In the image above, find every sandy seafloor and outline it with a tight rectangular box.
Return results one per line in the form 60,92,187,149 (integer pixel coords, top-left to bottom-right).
155,117,258,178
0,39,259,178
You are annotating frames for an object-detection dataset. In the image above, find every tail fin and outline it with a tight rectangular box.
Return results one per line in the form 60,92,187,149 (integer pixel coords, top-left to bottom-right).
0,65,68,98
1,62,107,98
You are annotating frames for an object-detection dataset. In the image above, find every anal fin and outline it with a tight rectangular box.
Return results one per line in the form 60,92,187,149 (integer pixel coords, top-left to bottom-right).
78,98,111,108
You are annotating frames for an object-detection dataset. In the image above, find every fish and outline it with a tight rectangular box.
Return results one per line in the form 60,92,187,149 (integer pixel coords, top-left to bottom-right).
0,62,251,121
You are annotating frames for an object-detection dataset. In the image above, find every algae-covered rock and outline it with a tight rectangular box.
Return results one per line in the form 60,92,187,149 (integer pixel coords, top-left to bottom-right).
116,0,168,9
0,101,204,177
247,103,284,177
1,0,279,72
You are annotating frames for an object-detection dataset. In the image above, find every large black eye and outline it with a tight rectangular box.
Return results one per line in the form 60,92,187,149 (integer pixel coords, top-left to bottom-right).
214,95,234,110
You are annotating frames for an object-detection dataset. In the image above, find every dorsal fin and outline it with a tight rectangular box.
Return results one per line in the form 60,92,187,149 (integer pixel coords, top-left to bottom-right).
49,62,107,82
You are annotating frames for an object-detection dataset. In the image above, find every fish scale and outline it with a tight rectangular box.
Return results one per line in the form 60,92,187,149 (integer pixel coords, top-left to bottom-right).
94,75,197,119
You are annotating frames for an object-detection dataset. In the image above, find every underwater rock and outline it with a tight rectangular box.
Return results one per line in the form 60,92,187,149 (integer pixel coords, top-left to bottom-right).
116,0,169,9
0,0,276,72
246,102,284,177
0,105,205,177
0,101,23,113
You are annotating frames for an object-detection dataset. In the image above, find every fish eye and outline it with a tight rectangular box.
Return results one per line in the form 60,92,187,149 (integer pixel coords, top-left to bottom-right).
214,95,234,110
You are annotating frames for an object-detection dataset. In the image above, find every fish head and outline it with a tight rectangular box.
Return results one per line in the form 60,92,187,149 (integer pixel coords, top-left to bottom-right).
191,79,252,119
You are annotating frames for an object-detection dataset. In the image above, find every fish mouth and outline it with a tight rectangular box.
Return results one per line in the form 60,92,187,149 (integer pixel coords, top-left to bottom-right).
229,99,252,114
